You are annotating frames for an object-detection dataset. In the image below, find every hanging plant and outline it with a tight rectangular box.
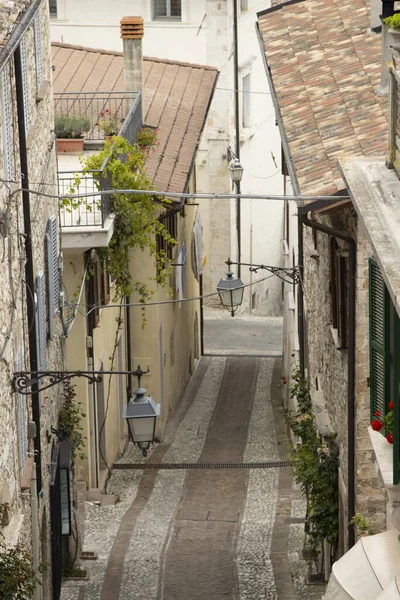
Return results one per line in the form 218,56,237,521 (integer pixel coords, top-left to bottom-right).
0,533,46,600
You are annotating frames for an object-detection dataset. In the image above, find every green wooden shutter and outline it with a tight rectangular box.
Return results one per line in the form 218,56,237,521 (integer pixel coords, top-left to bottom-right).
369,258,389,422
391,303,400,484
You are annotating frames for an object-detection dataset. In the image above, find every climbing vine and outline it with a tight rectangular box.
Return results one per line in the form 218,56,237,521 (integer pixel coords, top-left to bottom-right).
58,382,87,461
286,366,339,578
64,135,175,304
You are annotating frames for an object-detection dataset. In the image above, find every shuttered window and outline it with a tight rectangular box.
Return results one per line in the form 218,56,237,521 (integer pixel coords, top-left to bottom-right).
101,259,110,305
16,350,27,473
368,257,400,484
1,68,13,181
20,36,30,135
36,271,47,370
34,13,43,91
87,256,100,329
46,215,58,338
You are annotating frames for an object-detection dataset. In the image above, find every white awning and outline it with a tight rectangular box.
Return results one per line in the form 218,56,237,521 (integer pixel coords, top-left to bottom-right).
324,530,400,600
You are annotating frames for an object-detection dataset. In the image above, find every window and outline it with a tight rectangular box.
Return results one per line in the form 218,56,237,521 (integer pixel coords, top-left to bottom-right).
1,68,13,181
49,0,57,18
46,215,59,339
369,257,400,483
34,13,43,91
329,238,347,348
241,0,249,11
153,0,182,19
242,72,251,128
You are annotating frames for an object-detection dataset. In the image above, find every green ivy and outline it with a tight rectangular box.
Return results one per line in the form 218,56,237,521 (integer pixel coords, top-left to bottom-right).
286,367,339,575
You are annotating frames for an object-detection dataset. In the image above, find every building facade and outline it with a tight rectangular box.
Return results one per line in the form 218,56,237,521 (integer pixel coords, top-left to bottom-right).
49,0,285,316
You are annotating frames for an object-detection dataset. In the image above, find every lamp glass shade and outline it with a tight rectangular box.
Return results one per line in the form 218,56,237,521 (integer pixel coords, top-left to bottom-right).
216,273,245,313
123,394,160,443
229,158,244,183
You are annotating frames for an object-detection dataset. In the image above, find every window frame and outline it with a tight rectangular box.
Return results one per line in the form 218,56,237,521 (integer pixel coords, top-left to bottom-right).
49,0,58,19
329,238,348,348
153,0,182,21
242,71,251,128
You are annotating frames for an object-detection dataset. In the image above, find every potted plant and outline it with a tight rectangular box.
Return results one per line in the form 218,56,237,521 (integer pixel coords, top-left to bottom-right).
384,14,400,36
97,108,120,139
136,126,158,152
54,114,91,153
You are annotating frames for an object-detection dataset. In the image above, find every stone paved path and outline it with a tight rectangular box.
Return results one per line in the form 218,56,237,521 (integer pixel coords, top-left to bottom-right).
61,355,324,600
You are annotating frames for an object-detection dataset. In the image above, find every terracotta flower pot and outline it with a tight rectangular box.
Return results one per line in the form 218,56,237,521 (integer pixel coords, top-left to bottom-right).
57,138,84,153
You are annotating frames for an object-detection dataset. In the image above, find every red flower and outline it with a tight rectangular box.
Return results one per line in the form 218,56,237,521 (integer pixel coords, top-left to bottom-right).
105,108,109,113
371,419,384,432
389,401,394,412
375,411,381,417
387,433,394,444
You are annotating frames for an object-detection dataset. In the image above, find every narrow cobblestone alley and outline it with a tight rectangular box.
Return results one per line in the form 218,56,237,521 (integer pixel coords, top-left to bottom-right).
61,315,324,600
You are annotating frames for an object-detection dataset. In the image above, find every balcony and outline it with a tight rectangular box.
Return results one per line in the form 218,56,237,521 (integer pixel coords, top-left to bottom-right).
56,92,142,251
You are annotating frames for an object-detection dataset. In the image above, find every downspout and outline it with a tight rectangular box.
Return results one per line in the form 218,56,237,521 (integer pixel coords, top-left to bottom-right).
30,463,41,600
300,212,356,549
255,21,305,375
126,295,132,398
233,0,241,277
14,45,42,493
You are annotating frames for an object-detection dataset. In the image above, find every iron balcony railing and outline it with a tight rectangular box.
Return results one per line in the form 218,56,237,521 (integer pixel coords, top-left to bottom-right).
58,93,143,229
53,91,141,141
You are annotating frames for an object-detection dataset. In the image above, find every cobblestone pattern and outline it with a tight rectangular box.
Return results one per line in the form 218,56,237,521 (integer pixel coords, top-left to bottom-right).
61,355,320,600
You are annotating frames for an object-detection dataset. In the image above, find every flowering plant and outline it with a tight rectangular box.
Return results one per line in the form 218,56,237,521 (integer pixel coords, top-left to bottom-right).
371,401,394,444
97,108,120,137
136,127,158,149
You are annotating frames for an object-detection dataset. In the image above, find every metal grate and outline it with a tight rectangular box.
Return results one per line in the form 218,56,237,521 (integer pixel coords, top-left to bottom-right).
113,461,292,470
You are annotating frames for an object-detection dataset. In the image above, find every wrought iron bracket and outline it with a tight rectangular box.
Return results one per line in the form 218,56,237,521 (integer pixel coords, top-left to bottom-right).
227,259,300,285
13,369,138,395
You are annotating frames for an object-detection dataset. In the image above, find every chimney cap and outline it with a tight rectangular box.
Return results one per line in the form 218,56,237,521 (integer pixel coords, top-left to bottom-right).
121,16,144,40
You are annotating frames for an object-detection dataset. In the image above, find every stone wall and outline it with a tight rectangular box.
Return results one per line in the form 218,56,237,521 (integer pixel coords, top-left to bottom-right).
0,1,71,594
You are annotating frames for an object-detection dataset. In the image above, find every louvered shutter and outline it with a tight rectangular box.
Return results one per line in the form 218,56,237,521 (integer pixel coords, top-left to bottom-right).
102,260,110,305
34,13,42,91
36,271,47,370
15,350,27,472
46,215,58,339
1,69,13,180
369,258,389,423
89,258,100,328
337,254,347,348
20,36,30,134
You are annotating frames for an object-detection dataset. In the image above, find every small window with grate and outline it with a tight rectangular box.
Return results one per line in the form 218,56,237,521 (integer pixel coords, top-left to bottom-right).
46,215,59,339
49,0,57,18
329,238,347,348
87,253,110,328
156,211,178,260
153,0,182,19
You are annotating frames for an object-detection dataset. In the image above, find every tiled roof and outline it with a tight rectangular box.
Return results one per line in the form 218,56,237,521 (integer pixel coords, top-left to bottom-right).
51,42,218,193
257,0,387,196
0,0,31,50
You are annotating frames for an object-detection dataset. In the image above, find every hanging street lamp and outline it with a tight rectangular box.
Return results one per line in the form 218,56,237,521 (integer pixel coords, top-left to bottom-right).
216,258,245,317
123,365,160,457
228,156,244,184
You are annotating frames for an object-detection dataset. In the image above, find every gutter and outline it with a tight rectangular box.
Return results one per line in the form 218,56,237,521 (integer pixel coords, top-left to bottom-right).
300,211,356,549
0,0,43,70
255,20,305,375
14,45,42,493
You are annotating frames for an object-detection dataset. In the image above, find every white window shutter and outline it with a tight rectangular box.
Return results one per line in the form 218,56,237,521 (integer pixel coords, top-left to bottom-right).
34,13,42,91
20,36,30,134
36,271,47,370
1,69,13,180
46,215,58,338
16,350,27,472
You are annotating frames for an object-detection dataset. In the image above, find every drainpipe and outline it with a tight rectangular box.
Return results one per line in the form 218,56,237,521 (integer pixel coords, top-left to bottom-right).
30,463,41,600
14,45,42,493
233,0,241,276
125,295,132,397
300,212,356,549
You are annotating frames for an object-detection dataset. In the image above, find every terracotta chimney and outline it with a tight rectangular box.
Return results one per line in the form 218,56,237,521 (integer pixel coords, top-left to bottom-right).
120,17,144,114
